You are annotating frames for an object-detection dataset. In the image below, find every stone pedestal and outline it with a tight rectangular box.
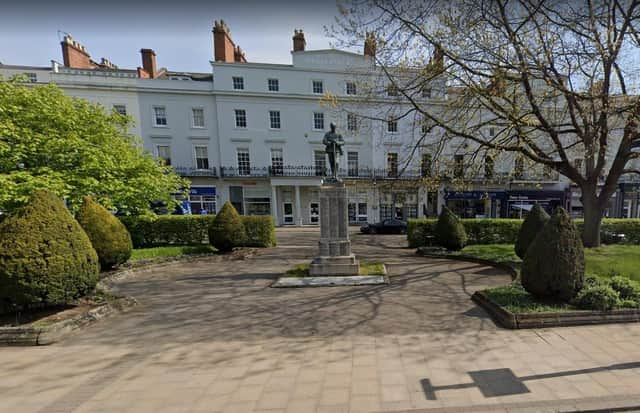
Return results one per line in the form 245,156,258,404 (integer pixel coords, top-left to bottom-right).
309,182,360,276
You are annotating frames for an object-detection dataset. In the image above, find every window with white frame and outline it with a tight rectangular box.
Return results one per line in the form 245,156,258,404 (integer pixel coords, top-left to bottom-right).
347,152,359,176
421,86,432,98
387,118,398,133
237,148,250,176
194,146,209,169
269,110,281,129
346,81,357,95
235,109,247,128
271,148,284,176
313,112,325,130
347,113,358,132
232,76,244,90
314,150,326,176
24,72,37,83
268,78,279,92
312,80,324,94
113,105,127,116
192,108,205,128
454,154,465,178
421,118,430,134
386,84,399,96
156,145,171,166
153,106,167,126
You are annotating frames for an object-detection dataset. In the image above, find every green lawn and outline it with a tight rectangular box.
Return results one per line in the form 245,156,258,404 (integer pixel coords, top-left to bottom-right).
451,244,640,281
130,245,216,262
283,261,385,277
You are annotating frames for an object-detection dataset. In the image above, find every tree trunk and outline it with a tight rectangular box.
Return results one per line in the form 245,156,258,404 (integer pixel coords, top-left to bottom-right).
581,193,603,248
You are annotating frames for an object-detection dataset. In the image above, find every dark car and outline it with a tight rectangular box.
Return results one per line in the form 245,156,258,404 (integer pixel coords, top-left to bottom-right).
360,219,408,234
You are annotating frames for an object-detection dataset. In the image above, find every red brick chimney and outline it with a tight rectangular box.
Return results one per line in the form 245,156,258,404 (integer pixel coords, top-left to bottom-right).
60,35,93,69
364,32,376,58
213,20,238,62
140,49,157,78
293,29,306,52
234,45,246,63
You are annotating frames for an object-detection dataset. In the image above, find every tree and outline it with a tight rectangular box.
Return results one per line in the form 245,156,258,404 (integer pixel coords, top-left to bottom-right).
521,207,584,301
76,196,133,269
435,206,468,250
332,0,640,246
209,202,247,252
0,79,187,214
514,203,550,259
0,190,99,309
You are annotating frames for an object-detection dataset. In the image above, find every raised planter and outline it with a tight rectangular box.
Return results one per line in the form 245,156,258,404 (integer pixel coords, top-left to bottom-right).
0,297,136,346
472,290,640,329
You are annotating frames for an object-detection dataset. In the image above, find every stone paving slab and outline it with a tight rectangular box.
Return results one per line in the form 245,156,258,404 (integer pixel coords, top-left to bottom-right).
1,229,640,413
272,275,389,287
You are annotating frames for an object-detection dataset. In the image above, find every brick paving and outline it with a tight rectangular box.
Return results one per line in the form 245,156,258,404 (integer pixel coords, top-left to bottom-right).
1,228,640,412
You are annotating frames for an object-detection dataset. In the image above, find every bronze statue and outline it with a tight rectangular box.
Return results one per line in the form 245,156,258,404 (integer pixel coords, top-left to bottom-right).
323,122,344,181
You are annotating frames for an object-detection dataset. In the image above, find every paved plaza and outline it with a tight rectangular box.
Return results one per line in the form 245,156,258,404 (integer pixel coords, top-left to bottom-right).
2,228,640,412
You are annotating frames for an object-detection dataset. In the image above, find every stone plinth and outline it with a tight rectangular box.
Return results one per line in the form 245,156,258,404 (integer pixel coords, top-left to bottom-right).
309,182,360,276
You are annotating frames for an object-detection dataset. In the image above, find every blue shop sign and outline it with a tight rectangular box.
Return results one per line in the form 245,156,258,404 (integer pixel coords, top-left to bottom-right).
190,187,216,196
444,190,506,200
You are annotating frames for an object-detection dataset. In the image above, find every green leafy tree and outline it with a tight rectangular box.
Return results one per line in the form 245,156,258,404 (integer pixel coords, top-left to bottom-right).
514,204,550,259
521,207,585,302
0,190,99,309
76,196,133,269
0,79,187,214
435,206,468,251
209,202,247,252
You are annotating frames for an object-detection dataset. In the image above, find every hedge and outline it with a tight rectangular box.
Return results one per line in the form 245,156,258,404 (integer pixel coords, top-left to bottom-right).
119,214,276,248
408,218,640,248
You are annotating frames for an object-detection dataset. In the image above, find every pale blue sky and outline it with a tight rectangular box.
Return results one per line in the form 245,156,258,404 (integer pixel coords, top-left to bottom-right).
0,0,346,72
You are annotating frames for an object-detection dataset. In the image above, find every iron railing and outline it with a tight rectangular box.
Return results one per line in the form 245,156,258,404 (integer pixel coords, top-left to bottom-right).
173,166,218,177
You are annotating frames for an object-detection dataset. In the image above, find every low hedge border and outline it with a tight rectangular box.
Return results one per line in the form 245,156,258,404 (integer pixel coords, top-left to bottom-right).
119,214,276,248
408,218,640,248
416,247,519,280
472,290,640,329
0,296,137,346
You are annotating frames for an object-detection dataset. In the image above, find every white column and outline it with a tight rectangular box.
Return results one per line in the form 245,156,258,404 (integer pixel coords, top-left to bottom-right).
295,185,303,226
271,185,279,226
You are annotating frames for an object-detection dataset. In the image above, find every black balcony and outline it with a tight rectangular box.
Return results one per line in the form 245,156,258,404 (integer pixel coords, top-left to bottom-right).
173,166,218,177
220,166,269,178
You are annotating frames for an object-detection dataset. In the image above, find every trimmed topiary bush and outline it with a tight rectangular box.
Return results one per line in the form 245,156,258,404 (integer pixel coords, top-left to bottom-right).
435,207,468,251
521,207,585,302
76,196,133,270
514,204,550,259
576,284,620,311
0,190,99,310
209,202,246,252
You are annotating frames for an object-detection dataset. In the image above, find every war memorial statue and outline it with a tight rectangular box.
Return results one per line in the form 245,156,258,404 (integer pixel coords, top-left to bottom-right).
323,122,345,181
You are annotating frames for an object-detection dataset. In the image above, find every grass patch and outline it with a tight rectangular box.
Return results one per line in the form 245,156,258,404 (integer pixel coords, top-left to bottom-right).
483,282,574,314
283,261,385,277
130,245,216,262
430,244,640,281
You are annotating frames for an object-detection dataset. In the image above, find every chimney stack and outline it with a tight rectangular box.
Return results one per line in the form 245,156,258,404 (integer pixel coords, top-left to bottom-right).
60,35,93,69
293,29,306,52
364,32,376,58
234,45,247,63
140,48,157,78
213,20,243,62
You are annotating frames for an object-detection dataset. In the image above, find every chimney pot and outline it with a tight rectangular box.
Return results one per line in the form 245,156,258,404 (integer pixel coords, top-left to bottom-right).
60,34,94,69
213,19,243,62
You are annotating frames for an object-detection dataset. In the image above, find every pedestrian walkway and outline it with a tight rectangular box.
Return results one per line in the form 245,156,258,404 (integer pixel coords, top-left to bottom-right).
1,228,640,412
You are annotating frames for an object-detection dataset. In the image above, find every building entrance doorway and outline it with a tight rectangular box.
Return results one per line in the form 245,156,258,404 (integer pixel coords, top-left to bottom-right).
283,202,294,225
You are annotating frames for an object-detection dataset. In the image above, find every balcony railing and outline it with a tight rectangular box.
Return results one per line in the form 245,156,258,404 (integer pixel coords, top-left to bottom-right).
173,166,218,177
220,166,269,178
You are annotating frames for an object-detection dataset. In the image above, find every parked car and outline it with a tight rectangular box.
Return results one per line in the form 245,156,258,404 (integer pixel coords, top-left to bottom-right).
360,219,408,234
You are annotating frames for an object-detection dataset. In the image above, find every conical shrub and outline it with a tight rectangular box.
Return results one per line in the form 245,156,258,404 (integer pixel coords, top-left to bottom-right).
76,196,133,270
209,201,246,252
435,206,468,251
0,190,99,309
521,207,584,302
514,204,550,259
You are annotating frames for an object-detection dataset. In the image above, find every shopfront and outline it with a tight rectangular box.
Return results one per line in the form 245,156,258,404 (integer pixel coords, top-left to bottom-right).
378,190,419,221
186,186,217,215
444,190,507,218
506,190,565,218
